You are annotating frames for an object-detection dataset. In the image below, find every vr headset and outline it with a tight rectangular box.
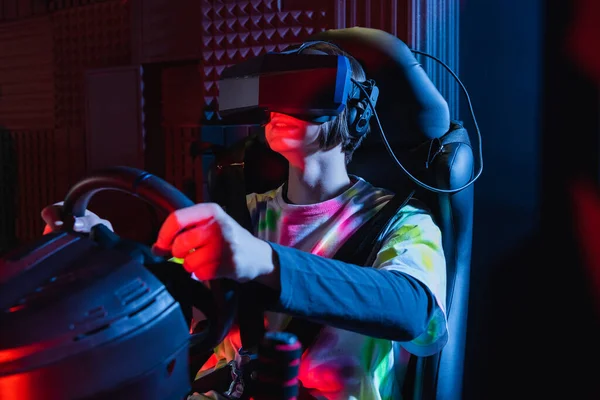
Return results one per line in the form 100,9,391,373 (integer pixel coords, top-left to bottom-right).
217,41,379,128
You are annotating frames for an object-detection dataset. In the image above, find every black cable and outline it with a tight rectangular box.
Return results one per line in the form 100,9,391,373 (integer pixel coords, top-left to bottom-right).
351,49,483,194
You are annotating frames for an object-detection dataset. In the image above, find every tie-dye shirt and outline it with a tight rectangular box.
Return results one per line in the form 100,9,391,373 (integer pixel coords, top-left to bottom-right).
199,176,447,399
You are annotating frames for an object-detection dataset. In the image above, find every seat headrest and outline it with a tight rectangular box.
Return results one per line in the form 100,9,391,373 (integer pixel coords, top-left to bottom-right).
347,122,474,193
308,27,451,147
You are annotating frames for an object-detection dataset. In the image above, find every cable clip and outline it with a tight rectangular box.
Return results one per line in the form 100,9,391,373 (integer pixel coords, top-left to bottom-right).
425,138,444,169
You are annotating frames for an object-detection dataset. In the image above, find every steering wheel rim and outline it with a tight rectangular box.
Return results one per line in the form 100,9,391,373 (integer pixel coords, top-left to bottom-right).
61,165,238,358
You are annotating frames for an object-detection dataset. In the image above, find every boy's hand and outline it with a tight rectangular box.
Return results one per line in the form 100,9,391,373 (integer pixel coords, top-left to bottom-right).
152,203,276,284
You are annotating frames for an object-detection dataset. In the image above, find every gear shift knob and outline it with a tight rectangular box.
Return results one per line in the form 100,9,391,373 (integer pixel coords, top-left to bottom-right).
253,331,302,400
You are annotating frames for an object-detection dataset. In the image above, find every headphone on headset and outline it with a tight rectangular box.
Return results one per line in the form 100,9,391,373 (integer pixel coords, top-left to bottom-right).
347,79,379,138
284,40,380,139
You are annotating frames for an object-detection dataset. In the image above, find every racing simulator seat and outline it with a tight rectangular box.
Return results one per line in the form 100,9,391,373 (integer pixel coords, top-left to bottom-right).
207,27,477,400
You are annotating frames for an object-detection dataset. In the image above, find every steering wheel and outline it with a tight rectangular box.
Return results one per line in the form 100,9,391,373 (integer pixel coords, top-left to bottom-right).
60,166,238,366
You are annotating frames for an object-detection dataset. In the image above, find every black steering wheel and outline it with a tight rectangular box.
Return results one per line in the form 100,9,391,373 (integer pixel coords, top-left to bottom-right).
60,166,238,368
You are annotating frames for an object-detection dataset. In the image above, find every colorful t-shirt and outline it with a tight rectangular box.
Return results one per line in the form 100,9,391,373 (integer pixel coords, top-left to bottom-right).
199,176,447,399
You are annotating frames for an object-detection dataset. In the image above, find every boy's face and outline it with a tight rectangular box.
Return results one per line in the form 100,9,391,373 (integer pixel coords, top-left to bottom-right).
265,112,322,157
